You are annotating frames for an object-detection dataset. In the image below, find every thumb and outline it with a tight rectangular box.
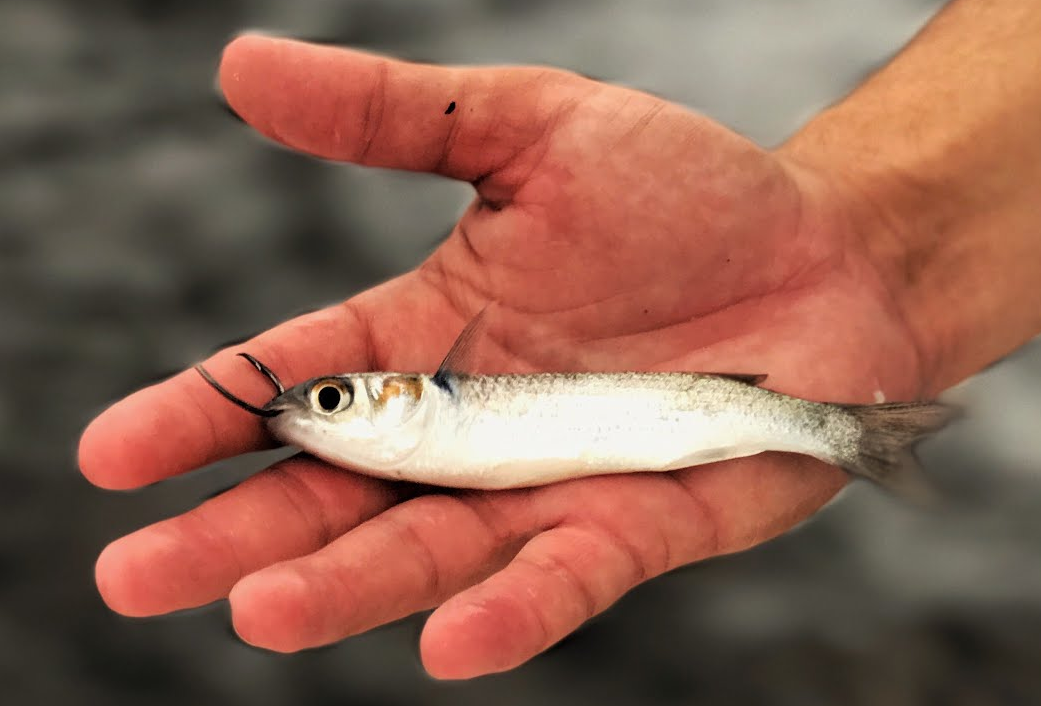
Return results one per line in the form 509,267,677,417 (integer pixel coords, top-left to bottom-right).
219,35,585,201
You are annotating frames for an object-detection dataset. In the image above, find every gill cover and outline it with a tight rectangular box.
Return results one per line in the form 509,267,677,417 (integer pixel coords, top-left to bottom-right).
368,375,427,428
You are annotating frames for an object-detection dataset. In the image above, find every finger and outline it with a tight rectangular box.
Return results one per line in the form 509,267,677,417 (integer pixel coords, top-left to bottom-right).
78,301,369,490
419,524,644,679
95,456,399,617
417,459,846,679
227,491,539,653
674,454,847,556
219,35,588,200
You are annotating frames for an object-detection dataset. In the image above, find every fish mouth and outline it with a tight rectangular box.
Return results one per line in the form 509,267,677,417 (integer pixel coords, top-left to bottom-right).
195,352,287,418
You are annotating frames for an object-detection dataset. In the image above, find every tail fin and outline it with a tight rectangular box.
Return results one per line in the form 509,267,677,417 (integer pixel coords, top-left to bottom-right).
839,402,960,503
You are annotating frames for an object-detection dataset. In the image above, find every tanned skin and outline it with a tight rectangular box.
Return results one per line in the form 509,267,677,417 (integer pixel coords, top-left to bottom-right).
80,0,1041,679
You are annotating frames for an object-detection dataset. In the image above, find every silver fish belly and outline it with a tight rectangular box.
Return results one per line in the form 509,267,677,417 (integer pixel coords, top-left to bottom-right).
403,372,854,489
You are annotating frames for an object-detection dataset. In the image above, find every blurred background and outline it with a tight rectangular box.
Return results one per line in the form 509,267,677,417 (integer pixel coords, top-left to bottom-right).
4,0,1041,703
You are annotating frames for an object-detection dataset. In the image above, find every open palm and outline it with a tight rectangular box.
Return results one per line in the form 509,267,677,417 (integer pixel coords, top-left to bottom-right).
79,36,922,678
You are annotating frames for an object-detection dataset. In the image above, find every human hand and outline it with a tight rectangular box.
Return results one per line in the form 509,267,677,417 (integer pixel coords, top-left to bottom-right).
79,36,925,678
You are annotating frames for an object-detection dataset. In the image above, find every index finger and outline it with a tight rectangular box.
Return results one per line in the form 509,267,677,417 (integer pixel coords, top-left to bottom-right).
80,269,468,490
78,302,369,490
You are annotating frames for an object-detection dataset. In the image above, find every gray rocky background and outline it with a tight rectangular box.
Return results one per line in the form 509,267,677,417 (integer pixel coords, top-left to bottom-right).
4,0,1041,704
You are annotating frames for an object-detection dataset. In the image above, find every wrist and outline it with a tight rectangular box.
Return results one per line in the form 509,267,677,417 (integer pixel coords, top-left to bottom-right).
773,0,1041,393
775,122,966,395
778,110,1041,394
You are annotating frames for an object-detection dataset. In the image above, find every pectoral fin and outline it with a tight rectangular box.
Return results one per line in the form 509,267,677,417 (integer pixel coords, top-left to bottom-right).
706,372,768,385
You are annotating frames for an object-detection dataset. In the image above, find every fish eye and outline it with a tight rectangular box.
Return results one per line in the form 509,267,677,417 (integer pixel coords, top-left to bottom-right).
310,380,352,413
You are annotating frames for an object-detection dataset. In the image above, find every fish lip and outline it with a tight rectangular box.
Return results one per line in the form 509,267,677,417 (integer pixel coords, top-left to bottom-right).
261,401,288,417
260,392,295,417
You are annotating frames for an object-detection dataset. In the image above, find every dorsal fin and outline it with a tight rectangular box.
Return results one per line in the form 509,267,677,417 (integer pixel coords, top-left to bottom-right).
706,372,768,385
430,309,768,391
432,305,491,391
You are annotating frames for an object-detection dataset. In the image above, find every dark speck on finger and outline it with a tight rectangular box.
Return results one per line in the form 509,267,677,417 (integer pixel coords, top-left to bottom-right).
445,101,456,115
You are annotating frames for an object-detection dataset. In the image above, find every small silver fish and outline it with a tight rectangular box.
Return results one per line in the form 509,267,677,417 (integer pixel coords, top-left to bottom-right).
196,314,956,500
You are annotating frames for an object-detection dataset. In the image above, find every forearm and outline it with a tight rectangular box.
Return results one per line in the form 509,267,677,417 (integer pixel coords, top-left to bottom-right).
779,0,1041,392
